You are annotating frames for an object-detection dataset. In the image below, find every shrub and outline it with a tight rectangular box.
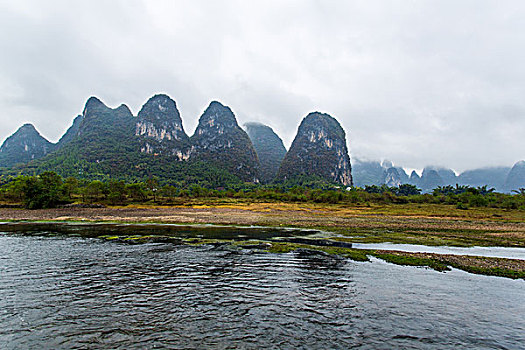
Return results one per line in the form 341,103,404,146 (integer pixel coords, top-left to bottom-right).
456,202,469,210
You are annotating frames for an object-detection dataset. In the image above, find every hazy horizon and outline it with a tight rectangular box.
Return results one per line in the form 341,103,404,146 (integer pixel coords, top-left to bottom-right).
1,0,524,173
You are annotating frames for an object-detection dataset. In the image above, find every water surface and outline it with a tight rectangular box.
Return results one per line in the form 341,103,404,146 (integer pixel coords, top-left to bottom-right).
0,234,524,349
353,242,525,260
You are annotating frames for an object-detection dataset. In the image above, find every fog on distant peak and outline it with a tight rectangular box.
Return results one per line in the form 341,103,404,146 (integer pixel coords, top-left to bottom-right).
1,0,524,172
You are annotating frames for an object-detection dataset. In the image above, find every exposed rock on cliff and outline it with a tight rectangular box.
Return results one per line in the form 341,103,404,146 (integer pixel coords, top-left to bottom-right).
135,94,191,160
277,112,352,186
191,101,260,182
383,160,409,187
384,167,403,187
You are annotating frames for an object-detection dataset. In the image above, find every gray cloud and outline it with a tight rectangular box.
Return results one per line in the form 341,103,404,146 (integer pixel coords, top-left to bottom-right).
0,0,524,172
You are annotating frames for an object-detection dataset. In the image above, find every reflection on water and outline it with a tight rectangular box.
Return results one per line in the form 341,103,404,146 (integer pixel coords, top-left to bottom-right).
0,235,524,349
353,242,525,260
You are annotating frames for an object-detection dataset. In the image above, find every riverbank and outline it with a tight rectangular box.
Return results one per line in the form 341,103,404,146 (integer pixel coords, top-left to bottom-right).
1,201,524,246
266,243,525,279
1,202,524,279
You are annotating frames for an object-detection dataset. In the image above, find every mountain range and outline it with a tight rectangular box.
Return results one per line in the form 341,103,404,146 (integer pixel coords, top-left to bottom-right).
0,94,352,187
352,159,524,192
1,94,522,191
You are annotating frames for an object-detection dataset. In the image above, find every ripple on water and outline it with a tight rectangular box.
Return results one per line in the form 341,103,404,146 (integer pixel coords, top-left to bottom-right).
0,235,524,349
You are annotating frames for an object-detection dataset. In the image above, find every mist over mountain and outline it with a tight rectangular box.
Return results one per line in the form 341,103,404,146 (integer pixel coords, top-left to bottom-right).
504,161,525,191
352,159,385,187
0,95,357,187
1,1,525,180
426,167,457,186
244,122,287,184
1,93,522,191
352,158,523,192
352,159,408,188
457,167,510,190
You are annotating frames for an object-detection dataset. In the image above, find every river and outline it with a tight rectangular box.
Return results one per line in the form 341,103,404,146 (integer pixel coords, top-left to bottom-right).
1,233,524,349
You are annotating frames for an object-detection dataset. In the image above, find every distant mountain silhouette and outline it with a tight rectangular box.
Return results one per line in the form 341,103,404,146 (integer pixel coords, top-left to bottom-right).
352,159,408,188
244,122,286,184
504,160,525,191
458,166,510,191
354,160,521,193
0,123,55,167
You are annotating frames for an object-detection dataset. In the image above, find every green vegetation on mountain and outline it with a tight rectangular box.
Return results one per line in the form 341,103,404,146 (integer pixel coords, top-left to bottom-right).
1,94,522,192
2,97,257,187
244,122,286,183
0,123,55,167
277,112,352,186
191,101,260,182
57,115,83,148
21,97,138,179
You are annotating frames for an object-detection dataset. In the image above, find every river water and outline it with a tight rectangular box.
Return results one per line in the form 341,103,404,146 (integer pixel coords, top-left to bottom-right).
352,243,525,260
1,233,524,349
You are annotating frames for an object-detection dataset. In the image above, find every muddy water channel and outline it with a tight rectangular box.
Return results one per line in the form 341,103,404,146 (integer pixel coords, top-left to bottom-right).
0,223,524,349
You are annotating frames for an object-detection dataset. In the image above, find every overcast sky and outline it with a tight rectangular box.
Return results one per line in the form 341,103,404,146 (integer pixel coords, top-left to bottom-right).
1,0,524,173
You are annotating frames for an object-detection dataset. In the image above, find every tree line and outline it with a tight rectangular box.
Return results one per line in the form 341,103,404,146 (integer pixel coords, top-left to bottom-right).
0,171,524,210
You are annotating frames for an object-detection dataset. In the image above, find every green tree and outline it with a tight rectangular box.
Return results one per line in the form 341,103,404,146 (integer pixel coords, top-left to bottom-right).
63,177,79,199
86,180,106,202
19,172,65,209
146,177,159,202
4,176,26,202
108,180,127,205
160,185,178,202
395,184,421,196
126,182,147,202
476,185,495,196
